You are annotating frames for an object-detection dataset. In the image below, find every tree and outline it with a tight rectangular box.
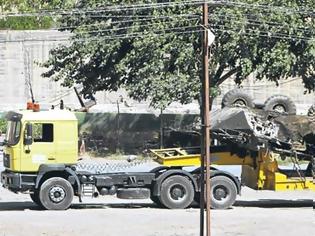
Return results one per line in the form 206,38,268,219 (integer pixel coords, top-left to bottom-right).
41,0,315,109
0,0,75,30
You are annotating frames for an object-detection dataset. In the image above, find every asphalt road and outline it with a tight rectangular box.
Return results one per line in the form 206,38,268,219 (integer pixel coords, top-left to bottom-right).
0,159,314,236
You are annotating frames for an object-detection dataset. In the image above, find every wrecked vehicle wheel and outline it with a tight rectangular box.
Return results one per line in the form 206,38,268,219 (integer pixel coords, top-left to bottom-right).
307,104,315,117
221,89,254,108
263,95,296,115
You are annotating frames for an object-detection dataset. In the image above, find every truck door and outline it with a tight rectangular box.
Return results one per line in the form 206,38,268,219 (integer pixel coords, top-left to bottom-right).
21,122,56,172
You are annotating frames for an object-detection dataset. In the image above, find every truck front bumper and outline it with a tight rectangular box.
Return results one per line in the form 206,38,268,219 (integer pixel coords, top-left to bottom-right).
1,170,36,192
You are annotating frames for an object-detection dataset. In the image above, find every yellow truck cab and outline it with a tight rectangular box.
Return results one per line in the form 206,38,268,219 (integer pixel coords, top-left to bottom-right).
3,110,78,172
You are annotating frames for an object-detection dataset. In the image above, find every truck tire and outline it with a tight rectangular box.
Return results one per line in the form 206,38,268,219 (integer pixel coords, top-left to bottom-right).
263,95,296,115
39,177,74,210
221,89,254,108
159,175,194,209
30,191,43,207
210,176,237,209
150,195,163,207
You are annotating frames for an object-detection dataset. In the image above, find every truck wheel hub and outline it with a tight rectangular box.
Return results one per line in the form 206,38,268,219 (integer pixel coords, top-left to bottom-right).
214,186,228,200
233,99,246,107
49,186,66,203
170,185,185,201
273,104,286,113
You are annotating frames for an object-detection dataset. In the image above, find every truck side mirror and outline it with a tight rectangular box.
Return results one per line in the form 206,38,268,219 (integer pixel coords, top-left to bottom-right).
24,123,33,145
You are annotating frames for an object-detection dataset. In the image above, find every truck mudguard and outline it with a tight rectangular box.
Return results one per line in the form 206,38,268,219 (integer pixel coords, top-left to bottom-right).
35,164,82,200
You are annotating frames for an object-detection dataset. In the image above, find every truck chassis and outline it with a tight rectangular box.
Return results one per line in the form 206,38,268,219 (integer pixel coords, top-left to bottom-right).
1,159,241,210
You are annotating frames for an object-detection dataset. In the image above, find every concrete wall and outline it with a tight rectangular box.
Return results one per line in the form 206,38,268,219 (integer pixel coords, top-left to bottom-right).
0,30,314,115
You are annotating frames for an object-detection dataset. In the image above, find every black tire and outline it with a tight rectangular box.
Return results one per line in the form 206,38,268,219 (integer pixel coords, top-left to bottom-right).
150,195,163,207
39,177,74,210
221,89,254,108
210,176,237,209
263,95,296,115
306,162,314,177
30,191,43,207
194,192,202,206
307,104,315,117
159,175,194,209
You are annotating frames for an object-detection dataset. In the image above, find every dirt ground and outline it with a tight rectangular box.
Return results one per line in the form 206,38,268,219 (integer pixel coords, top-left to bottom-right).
0,160,314,236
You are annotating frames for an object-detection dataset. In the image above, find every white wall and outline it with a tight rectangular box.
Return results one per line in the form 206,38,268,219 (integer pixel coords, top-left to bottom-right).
0,30,314,114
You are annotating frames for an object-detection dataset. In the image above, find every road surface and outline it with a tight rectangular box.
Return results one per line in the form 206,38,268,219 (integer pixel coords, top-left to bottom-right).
0,158,314,236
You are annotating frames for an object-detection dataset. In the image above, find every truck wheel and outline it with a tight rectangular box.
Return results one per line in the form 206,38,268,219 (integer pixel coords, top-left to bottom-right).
30,191,43,207
39,177,74,210
210,176,237,209
150,195,163,207
307,104,315,117
159,175,194,209
263,95,296,115
221,89,254,108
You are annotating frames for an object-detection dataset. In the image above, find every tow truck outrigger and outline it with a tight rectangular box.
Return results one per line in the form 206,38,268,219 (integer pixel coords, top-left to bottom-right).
1,105,315,210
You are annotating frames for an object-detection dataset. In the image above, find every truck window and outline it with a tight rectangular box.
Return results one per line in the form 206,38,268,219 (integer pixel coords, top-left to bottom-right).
33,123,54,142
5,121,21,145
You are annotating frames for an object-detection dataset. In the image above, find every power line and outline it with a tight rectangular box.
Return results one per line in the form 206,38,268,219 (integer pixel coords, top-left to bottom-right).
73,19,200,35
87,13,200,19
212,25,315,42
211,18,314,36
1,0,315,18
56,14,201,31
0,28,203,44
0,21,313,44
0,1,208,18
211,12,314,33
1,23,313,44
219,0,315,15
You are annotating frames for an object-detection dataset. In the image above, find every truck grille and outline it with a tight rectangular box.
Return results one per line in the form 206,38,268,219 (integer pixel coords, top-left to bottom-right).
3,154,10,168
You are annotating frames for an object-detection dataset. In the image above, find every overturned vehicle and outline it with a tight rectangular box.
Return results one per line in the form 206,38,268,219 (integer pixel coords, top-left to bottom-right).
211,107,315,162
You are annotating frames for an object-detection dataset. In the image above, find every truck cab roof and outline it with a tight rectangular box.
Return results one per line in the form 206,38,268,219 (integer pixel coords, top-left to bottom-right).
6,110,77,122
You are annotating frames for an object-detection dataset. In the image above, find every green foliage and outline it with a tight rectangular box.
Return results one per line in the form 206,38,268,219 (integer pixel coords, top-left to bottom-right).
0,0,75,30
0,118,7,133
0,16,53,30
42,0,315,108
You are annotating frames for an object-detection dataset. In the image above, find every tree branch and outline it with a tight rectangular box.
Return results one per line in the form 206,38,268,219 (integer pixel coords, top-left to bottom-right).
212,65,225,83
215,67,241,86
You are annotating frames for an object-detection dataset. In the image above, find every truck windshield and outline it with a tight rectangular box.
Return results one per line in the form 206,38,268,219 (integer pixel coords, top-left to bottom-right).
5,121,21,146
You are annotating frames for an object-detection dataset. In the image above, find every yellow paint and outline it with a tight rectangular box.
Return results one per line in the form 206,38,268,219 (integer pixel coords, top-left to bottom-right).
151,147,315,191
4,110,78,173
151,148,254,167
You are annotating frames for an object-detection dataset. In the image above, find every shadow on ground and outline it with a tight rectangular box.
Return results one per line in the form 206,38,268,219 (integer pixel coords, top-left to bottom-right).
0,201,160,211
0,201,41,211
234,199,314,208
0,198,313,211
72,202,158,210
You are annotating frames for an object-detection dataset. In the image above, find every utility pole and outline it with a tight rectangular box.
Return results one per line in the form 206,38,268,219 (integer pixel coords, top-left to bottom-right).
200,1,211,236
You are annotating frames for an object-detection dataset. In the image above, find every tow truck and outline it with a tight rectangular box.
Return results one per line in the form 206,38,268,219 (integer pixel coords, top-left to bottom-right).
0,107,241,210
1,105,315,210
